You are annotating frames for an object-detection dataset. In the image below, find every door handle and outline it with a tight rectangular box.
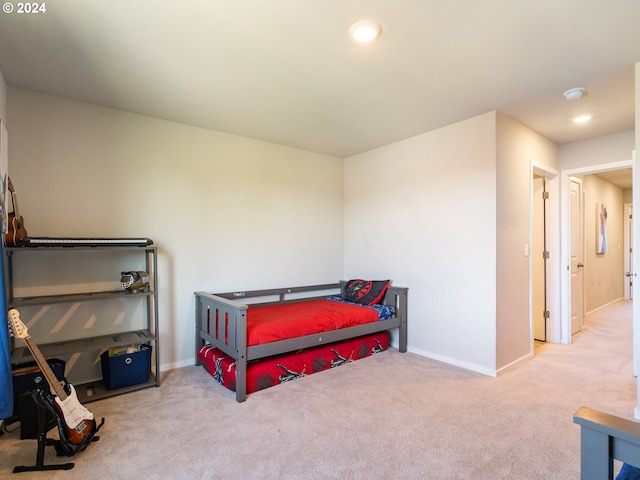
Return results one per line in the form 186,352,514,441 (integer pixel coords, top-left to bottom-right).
577,263,584,268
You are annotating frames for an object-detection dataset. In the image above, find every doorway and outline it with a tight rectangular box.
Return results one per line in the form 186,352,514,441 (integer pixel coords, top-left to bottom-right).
570,177,584,336
624,203,633,300
532,175,548,342
530,162,560,349
560,160,634,345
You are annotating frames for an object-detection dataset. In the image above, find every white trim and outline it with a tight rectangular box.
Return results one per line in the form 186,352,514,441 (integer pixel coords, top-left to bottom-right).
584,297,627,317
636,370,640,420
560,159,634,345
495,353,532,376
530,161,561,344
631,150,640,417
624,202,633,300
562,159,634,175
407,346,498,377
160,359,194,372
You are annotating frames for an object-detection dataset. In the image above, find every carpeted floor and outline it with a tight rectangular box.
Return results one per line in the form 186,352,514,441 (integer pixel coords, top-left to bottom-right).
0,299,636,479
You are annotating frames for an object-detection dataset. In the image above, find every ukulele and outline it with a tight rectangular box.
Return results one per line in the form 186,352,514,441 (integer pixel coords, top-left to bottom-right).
4,177,28,247
7,309,100,449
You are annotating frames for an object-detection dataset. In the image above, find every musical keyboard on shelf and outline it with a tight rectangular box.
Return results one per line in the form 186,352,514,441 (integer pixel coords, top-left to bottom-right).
19,237,153,247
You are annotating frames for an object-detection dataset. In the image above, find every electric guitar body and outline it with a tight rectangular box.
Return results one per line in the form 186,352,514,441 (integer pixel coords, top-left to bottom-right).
49,383,97,446
7,309,103,454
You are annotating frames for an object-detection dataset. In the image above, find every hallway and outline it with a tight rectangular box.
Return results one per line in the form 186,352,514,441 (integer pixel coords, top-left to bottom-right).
535,298,635,409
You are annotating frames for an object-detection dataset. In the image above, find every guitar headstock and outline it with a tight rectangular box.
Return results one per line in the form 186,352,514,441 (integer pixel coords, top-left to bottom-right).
7,176,14,194
7,308,28,339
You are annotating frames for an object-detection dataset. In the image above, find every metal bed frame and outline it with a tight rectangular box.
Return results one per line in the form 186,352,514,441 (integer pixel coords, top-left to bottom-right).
195,282,408,402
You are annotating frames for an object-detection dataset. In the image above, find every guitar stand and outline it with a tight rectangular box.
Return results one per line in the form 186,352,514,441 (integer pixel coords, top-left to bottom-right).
12,390,100,473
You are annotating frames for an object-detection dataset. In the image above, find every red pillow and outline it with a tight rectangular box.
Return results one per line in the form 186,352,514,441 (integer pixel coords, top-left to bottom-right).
343,279,390,305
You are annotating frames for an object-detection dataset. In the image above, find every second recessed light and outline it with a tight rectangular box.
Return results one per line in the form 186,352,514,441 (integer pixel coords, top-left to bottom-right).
572,114,593,124
349,20,382,43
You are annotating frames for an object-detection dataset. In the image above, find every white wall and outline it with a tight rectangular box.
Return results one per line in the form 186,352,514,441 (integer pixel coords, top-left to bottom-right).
344,111,559,375
7,88,345,373
495,113,558,370
0,69,6,122
559,130,635,170
580,175,625,312
344,112,499,374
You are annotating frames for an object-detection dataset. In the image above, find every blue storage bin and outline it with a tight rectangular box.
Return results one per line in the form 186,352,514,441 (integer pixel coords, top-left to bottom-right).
100,344,151,390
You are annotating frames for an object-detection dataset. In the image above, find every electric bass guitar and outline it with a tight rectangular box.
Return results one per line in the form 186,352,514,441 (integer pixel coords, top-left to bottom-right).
7,309,101,450
4,177,28,247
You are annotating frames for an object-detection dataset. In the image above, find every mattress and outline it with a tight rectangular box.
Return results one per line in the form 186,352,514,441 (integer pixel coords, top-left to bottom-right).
247,297,386,345
209,296,395,347
198,331,389,394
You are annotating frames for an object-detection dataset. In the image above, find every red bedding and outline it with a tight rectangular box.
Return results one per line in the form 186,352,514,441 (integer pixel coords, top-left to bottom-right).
198,332,389,395
246,299,379,346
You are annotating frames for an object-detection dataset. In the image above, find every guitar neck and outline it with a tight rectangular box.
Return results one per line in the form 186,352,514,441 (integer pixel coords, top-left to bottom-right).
11,191,21,218
23,335,67,401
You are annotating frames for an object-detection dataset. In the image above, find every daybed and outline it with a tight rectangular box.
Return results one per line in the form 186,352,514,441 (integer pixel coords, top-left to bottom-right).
195,281,408,402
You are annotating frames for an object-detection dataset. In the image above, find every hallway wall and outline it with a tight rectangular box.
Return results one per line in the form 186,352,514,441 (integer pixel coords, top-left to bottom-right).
495,113,558,369
580,174,625,312
559,130,635,170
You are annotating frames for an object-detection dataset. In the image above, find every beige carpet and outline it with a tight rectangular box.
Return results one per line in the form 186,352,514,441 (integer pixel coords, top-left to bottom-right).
1,300,636,479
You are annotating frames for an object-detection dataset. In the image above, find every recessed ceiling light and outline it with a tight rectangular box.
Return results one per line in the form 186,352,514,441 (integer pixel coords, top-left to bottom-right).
348,20,382,43
564,87,585,100
572,114,592,124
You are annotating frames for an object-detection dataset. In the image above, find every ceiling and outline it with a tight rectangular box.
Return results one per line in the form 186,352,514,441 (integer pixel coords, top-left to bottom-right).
0,1,638,158
594,169,633,190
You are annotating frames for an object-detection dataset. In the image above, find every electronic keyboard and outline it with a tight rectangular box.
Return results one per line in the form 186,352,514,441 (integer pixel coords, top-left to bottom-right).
20,237,153,247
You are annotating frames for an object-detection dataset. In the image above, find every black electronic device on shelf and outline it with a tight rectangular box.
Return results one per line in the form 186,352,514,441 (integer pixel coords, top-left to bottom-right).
20,237,153,247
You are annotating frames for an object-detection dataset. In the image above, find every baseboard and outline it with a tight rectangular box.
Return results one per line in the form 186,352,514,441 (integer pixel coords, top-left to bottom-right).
159,358,193,372
407,346,497,377
495,353,532,376
585,297,628,317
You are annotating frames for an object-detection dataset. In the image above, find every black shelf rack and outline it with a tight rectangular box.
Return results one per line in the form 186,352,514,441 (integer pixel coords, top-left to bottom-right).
5,244,159,403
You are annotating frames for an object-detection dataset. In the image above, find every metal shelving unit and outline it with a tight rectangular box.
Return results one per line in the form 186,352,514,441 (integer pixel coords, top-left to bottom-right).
5,244,159,403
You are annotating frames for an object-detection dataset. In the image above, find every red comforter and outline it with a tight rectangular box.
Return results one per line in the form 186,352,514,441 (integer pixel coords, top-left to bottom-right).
247,299,379,346
199,332,389,395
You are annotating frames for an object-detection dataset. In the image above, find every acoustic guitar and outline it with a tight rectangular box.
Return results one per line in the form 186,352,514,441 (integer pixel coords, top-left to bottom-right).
7,309,102,452
4,177,28,247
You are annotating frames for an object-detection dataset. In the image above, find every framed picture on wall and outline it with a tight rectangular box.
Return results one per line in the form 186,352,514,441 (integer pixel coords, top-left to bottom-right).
597,202,608,254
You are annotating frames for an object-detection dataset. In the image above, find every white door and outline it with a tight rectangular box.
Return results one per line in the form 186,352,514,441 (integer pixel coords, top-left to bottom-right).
632,152,640,417
624,203,633,300
570,177,584,335
532,176,546,341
